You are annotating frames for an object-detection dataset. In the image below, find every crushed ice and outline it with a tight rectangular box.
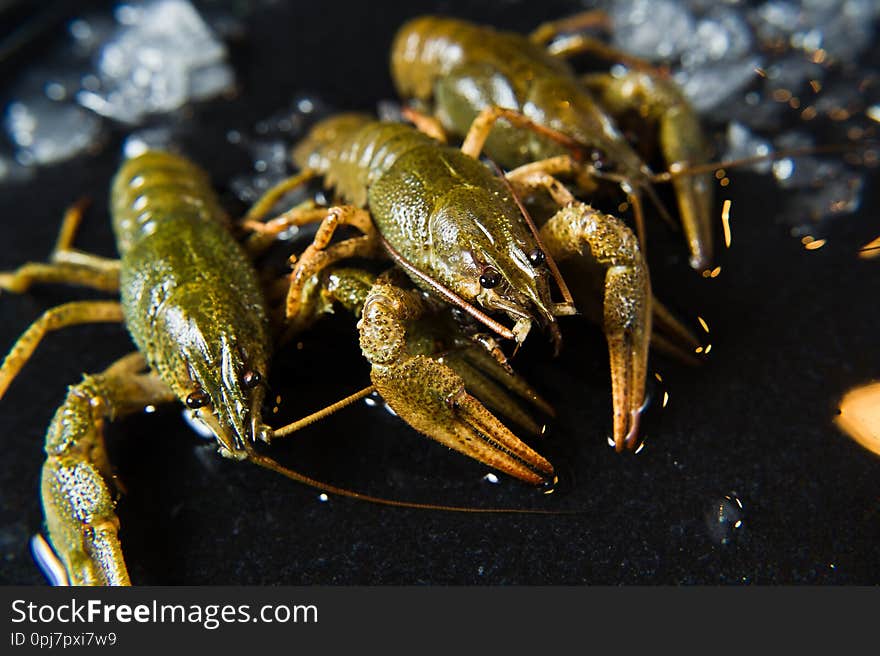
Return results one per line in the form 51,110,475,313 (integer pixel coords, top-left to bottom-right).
6,98,103,166
1,0,235,180
76,0,234,124
227,95,332,207
2,0,877,233
595,0,879,231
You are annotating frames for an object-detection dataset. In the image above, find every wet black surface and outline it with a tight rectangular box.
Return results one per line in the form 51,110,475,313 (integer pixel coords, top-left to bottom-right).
1,0,879,585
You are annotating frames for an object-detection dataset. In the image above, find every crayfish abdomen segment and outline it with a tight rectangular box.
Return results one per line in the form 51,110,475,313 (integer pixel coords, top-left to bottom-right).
111,151,228,255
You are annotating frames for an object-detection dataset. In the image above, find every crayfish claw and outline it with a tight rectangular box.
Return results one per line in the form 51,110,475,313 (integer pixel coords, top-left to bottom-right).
444,350,549,435
539,201,651,451
360,277,554,485
372,356,554,485
606,322,649,453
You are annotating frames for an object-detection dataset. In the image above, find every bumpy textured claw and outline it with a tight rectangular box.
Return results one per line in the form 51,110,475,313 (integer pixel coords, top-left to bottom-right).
371,356,554,484
539,201,651,452
359,277,554,484
39,354,175,586
406,314,554,435
442,348,553,436
605,294,649,452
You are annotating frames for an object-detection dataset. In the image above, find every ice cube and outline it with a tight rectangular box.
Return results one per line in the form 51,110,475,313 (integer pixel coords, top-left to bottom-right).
712,87,785,131
813,0,878,62
723,121,774,173
751,1,806,45
123,125,176,159
783,171,864,225
5,97,103,166
681,8,753,68
674,56,763,114
764,55,825,95
77,0,235,125
188,63,236,102
610,0,696,61
771,131,816,188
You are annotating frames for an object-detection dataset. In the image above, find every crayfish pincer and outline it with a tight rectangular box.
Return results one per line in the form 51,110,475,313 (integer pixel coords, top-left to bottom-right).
283,264,556,484
0,151,273,584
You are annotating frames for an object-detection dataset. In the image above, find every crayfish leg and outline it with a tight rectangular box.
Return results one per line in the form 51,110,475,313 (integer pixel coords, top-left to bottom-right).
459,106,583,162
41,353,175,585
529,9,612,47
242,169,319,225
0,300,124,400
530,10,658,75
0,200,120,294
401,105,449,144
284,205,379,322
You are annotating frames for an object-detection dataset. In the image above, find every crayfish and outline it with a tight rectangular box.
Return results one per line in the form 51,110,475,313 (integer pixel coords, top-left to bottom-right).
391,13,715,270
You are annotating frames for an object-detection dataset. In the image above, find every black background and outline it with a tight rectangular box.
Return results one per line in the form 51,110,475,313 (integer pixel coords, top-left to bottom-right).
1,0,879,585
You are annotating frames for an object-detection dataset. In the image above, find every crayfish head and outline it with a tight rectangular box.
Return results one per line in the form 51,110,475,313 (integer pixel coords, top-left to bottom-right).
432,188,563,348
474,258,560,351
157,299,271,457
184,334,271,458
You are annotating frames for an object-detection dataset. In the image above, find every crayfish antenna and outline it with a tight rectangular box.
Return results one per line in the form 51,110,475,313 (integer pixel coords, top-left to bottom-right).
245,448,572,515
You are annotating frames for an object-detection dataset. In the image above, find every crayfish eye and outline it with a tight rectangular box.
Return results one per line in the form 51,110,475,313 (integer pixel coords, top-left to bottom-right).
241,370,262,389
479,266,501,289
185,389,211,409
528,248,546,267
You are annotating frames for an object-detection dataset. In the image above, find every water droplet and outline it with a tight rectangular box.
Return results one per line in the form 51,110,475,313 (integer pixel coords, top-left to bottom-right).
44,82,66,101
482,473,499,484
318,493,329,502
69,18,93,43
706,493,745,545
